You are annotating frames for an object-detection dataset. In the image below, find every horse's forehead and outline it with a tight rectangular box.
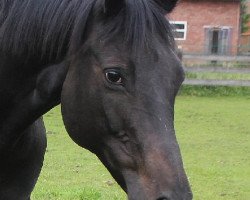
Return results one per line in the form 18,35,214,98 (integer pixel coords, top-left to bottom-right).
95,47,129,66
95,43,174,65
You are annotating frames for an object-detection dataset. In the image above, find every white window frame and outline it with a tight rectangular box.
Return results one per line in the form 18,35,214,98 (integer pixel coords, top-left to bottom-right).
170,21,187,40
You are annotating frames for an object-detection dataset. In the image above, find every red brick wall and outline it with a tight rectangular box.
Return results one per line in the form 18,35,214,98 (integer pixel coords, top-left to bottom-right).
168,0,241,55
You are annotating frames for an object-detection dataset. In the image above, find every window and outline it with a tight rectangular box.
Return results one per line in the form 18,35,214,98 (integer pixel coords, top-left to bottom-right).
204,26,232,55
170,21,187,40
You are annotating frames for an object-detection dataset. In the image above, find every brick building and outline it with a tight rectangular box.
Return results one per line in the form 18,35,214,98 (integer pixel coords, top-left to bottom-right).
169,0,241,55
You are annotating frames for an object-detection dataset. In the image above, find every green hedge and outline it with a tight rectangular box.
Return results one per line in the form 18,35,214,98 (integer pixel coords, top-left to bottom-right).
179,85,250,97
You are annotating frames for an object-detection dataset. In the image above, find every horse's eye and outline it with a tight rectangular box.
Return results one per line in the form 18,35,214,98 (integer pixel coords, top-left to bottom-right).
105,71,123,85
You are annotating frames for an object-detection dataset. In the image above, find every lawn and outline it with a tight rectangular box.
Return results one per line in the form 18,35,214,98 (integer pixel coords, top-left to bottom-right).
32,96,250,200
185,72,250,81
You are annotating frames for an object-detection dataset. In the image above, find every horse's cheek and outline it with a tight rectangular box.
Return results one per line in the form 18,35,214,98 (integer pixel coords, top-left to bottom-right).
60,69,99,150
60,72,85,145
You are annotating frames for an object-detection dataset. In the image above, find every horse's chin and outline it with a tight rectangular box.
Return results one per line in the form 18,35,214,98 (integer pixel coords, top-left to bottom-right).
121,169,192,200
126,185,192,200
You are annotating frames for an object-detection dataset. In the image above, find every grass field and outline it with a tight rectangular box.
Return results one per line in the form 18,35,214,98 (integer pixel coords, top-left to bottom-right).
32,96,250,200
185,72,250,81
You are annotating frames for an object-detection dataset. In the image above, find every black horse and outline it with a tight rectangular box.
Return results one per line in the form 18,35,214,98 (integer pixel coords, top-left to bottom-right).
0,0,192,199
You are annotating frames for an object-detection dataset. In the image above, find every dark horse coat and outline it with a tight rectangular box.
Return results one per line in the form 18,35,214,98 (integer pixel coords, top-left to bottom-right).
0,0,192,199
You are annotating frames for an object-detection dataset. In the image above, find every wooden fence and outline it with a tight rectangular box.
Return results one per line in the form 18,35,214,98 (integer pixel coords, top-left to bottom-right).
182,55,250,87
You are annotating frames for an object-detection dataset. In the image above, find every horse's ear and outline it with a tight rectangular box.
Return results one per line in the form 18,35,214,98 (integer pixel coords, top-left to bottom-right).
104,0,125,17
154,0,178,13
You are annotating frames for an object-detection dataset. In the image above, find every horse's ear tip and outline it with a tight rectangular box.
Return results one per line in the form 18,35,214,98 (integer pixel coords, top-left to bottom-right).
103,0,124,16
155,0,179,13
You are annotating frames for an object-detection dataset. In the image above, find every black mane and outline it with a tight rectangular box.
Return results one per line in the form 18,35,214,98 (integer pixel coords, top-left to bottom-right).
0,0,174,62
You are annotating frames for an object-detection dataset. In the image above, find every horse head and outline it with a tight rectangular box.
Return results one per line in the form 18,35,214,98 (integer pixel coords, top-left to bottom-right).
61,0,192,199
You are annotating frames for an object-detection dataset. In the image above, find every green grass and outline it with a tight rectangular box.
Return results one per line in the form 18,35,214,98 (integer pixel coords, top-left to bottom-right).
175,96,250,200
179,85,250,97
185,72,250,81
32,96,250,200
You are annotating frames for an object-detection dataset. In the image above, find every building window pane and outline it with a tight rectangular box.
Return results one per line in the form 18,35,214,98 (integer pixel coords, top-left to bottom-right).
173,31,185,39
173,24,185,30
170,21,187,40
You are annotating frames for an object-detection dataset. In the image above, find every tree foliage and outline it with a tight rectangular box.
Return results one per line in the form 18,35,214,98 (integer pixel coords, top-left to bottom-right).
241,0,250,33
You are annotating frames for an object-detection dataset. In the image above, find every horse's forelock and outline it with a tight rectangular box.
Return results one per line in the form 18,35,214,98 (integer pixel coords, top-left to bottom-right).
0,0,174,62
94,0,175,54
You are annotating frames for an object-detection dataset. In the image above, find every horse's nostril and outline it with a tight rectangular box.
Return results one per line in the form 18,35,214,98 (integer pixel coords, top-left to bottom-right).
156,197,169,200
